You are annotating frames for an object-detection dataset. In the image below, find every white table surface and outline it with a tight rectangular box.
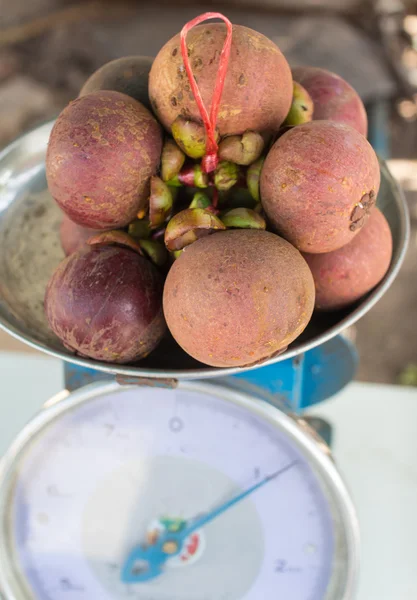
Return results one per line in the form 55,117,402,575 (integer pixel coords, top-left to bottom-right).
1,351,417,599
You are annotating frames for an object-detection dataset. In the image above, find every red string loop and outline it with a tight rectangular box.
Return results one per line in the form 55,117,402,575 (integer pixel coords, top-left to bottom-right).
180,12,233,173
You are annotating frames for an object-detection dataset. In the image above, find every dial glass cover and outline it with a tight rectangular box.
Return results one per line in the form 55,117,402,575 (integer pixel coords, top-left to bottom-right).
6,386,335,600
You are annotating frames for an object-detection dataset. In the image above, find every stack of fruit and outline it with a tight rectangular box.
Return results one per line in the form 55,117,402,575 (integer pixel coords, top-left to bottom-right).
44,12,393,368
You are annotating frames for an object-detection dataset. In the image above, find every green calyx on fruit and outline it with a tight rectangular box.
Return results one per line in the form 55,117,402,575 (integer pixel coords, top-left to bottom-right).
189,192,211,209
214,161,240,191
128,219,151,240
193,164,210,188
218,131,264,166
221,207,266,230
166,164,209,188
171,116,219,159
139,239,168,267
161,138,186,181
149,176,173,229
171,249,183,260
247,157,265,202
164,208,226,251
165,174,182,187
283,82,314,126
87,230,144,256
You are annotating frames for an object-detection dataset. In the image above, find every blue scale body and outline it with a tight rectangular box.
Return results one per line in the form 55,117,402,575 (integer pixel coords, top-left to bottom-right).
64,335,357,414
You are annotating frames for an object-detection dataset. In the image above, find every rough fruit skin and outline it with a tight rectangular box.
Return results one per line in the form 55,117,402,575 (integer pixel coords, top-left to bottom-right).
79,56,153,110
292,66,368,136
45,246,166,363
163,229,315,367
303,208,392,311
60,215,99,256
149,23,293,136
46,90,162,229
260,121,380,253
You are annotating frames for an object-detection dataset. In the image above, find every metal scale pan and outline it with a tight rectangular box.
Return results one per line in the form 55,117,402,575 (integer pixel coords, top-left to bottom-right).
0,121,410,381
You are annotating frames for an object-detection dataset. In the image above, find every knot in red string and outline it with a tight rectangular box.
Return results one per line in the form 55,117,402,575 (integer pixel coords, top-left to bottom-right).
180,12,233,174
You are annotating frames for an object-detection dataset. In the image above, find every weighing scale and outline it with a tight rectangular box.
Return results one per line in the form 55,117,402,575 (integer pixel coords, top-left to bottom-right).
0,121,409,599
0,372,359,600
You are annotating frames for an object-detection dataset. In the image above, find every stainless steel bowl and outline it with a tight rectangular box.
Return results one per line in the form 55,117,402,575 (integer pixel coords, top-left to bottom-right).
0,121,410,380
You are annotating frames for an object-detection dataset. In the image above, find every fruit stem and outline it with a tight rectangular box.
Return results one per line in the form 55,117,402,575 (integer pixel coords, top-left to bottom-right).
212,188,219,208
180,12,233,174
151,228,166,241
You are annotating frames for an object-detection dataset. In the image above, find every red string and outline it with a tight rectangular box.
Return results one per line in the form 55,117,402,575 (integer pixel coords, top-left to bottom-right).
180,12,233,174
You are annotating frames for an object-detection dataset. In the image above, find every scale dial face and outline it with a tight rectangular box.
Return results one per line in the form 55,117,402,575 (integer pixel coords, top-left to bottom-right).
0,385,353,600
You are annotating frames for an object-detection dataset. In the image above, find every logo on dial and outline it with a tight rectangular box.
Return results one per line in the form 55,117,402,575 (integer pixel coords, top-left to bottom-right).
146,517,205,567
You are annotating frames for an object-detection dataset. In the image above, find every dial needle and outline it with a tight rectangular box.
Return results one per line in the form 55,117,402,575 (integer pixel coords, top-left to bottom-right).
121,460,298,584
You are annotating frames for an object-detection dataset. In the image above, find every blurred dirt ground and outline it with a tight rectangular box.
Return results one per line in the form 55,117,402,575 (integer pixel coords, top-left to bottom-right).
0,0,416,384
